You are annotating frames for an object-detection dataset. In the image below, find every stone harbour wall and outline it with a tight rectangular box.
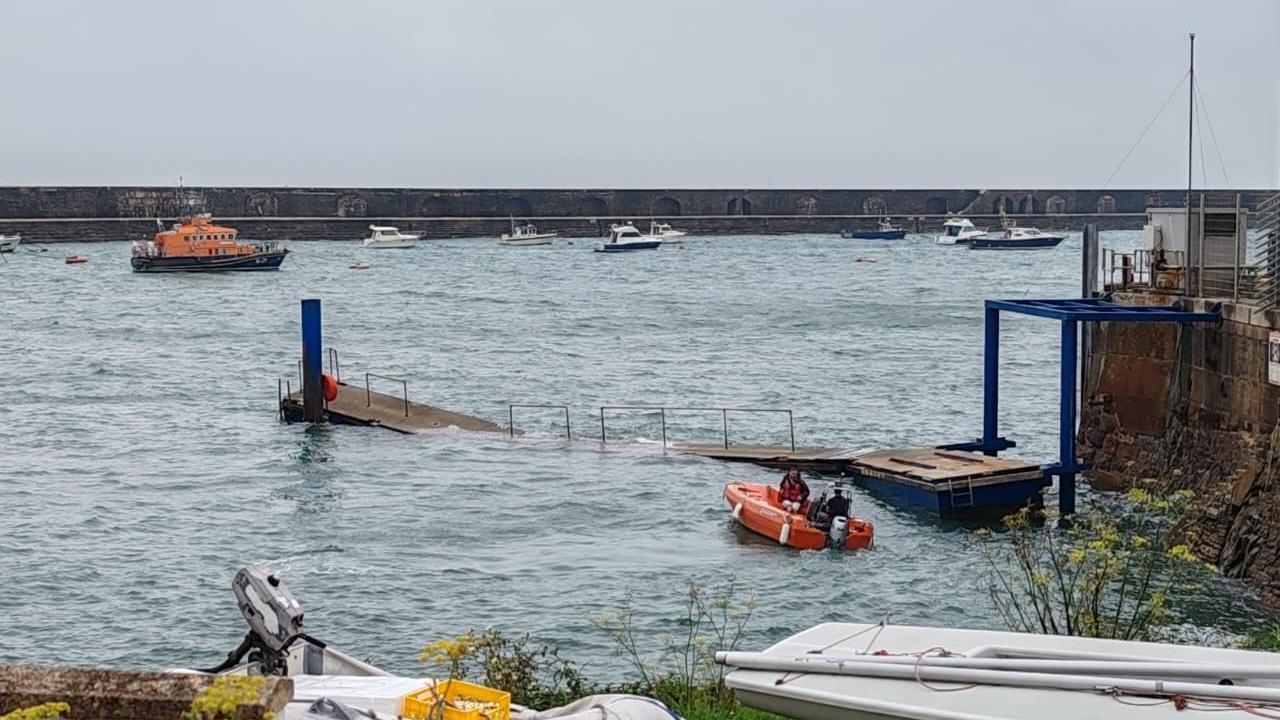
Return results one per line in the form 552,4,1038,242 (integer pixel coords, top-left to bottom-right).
0,186,1269,243
1079,295,1280,602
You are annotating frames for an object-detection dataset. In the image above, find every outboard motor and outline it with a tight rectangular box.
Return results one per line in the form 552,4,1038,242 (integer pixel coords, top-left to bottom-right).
201,565,322,675
828,516,850,549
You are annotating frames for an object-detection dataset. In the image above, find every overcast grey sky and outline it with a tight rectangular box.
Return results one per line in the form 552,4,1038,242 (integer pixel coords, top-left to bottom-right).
1,0,1276,188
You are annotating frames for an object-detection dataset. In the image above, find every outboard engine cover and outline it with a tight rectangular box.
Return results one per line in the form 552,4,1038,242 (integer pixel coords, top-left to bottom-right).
828,516,850,548
233,565,304,653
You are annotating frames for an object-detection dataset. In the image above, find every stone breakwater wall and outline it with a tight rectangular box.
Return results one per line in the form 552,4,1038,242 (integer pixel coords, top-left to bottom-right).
0,186,1269,243
1079,294,1280,602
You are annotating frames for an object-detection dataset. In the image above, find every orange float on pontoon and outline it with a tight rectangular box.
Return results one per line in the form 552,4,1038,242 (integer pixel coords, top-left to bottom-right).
724,482,874,551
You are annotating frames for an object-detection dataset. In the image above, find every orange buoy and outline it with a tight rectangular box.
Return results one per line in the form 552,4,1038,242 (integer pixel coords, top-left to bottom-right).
321,373,339,402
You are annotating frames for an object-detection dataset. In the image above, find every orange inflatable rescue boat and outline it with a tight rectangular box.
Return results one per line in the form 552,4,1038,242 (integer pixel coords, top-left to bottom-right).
724,482,873,550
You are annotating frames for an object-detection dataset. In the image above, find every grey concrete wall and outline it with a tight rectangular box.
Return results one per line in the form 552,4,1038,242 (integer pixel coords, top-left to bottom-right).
0,186,1269,242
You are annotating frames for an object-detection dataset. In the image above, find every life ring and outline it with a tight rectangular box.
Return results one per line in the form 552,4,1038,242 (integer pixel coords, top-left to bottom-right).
321,373,339,402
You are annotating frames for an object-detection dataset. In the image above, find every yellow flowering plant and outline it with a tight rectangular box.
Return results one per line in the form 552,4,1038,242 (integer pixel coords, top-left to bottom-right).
0,703,70,720
979,484,1208,641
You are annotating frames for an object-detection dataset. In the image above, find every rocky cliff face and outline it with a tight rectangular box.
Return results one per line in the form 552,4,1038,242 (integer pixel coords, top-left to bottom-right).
1079,300,1280,601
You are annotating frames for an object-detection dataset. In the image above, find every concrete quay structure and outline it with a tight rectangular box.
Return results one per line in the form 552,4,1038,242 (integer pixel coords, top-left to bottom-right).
1079,291,1280,602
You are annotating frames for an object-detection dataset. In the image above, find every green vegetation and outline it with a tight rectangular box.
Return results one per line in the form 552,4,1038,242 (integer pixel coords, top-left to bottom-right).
1241,626,1280,652
182,676,271,720
420,580,784,720
979,486,1210,640
420,628,587,710
0,703,70,720
593,580,767,719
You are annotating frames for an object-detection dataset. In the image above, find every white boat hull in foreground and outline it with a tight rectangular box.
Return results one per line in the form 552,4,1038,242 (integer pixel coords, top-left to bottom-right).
0,234,21,253
723,623,1280,720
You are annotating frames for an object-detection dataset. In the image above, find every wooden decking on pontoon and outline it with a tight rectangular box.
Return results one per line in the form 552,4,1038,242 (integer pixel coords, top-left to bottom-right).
674,443,869,472
853,447,1045,487
677,442,1047,511
280,382,504,434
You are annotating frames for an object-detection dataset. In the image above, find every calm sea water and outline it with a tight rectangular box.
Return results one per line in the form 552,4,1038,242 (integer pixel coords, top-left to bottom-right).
0,231,1269,677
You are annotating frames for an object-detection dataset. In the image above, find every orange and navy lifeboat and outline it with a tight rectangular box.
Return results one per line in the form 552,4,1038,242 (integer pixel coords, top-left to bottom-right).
724,482,874,551
130,214,288,273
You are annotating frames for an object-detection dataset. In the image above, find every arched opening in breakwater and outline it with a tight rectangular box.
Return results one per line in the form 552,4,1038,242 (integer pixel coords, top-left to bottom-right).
422,196,452,216
727,197,753,215
503,196,532,216
579,196,607,216
653,196,681,216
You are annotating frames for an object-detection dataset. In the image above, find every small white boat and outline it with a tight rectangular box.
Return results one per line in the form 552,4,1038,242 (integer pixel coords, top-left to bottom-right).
723,623,1280,720
595,223,662,253
935,218,985,245
361,225,419,249
649,221,687,244
500,220,557,246
0,234,21,253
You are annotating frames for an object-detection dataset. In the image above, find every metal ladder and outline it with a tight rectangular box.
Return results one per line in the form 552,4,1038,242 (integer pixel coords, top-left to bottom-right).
948,477,975,510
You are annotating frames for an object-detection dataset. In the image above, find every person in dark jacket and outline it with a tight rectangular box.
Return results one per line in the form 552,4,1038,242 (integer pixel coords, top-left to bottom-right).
779,467,809,512
824,488,850,519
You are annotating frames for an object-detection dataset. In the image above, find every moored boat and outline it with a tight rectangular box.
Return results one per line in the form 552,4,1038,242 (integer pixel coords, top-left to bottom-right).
131,214,287,272
500,219,557,246
969,226,1066,250
721,622,1280,720
362,225,420,249
935,217,985,245
649,221,688,243
595,222,662,252
724,482,873,550
0,233,21,253
841,217,907,240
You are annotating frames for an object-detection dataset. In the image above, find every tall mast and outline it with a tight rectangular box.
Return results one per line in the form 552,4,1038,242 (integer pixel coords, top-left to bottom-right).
1185,32,1195,251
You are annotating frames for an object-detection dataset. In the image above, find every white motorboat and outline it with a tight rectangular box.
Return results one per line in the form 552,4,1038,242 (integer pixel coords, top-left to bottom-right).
722,622,1280,720
595,223,662,253
0,233,21,253
500,220,557,246
648,221,687,244
969,225,1066,250
935,218,985,245
361,225,420,249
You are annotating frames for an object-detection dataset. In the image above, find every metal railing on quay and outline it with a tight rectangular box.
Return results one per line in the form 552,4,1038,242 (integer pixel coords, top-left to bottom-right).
365,372,410,417
1102,248,1187,294
327,348,341,382
598,405,795,452
508,404,571,439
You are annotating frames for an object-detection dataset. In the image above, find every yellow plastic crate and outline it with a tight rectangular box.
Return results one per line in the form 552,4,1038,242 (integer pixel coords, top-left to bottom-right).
404,679,511,720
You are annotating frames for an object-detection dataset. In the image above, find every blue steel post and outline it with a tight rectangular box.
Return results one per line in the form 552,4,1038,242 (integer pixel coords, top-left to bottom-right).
982,305,1000,455
1059,319,1078,515
301,299,325,423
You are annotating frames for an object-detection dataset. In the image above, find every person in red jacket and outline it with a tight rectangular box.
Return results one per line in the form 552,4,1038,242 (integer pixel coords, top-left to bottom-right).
778,466,810,513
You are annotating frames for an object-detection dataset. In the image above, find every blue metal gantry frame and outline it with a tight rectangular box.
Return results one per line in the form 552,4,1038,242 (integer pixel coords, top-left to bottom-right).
946,298,1220,515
